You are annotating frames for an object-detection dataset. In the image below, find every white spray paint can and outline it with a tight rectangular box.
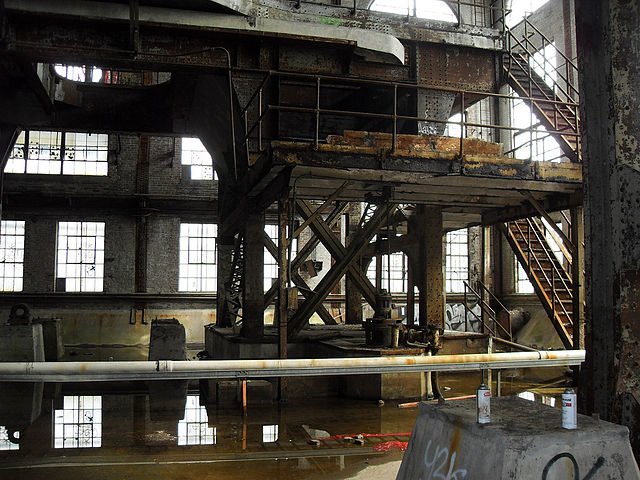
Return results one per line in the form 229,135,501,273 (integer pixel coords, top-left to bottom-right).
562,388,577,429
476,383,491,424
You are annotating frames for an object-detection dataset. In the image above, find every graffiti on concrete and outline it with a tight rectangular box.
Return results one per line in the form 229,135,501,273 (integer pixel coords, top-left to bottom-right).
541,452,605,480
423,439,467,480
445,303,482,332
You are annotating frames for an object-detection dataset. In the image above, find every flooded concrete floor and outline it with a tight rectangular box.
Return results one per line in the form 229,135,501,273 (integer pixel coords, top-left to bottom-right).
0,367,571,480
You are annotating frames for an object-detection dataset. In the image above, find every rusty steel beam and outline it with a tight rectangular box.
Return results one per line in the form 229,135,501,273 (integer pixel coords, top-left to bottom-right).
297,199,377,306
291,201,350,271
288,202,395,338
292,181,351,239
263,228,336,326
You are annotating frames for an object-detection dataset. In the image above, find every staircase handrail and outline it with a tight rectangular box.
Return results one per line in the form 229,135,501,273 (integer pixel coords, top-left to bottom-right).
509,18,579,103
511,220,573,323
506,33,578,109
463,280,512,340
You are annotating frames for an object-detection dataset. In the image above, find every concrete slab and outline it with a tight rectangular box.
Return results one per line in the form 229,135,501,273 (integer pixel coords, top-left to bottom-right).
397,397,640,480
148,318,187,361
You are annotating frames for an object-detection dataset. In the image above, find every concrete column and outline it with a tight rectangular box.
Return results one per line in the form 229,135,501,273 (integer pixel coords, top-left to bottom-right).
577,0,640,458
416,205,445,327
241,211,264,339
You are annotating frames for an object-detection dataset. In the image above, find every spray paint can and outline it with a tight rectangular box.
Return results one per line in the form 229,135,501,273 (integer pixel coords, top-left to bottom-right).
562,388,577,429
476,383,491,424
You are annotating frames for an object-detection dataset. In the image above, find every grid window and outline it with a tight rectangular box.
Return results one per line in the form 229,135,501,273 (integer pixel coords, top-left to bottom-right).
56,222,105,292
262,424,278,443
367,252,408,294
445,229,469,293
0,220,25,292
54,396,102,449
181,137,217,180
515,258,534,293
0,427,19,451
5,131,108,176
264,225,297,292
179,224,217,292
178,395,216,446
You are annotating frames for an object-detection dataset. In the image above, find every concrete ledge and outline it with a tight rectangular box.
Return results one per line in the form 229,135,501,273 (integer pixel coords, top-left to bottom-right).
398,397,640,480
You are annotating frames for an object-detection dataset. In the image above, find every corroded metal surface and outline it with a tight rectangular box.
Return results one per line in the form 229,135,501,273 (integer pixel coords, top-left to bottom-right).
578,0,640,460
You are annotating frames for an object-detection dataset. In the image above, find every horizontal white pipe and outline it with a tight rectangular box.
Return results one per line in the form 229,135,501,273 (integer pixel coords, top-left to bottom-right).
0,350,585,382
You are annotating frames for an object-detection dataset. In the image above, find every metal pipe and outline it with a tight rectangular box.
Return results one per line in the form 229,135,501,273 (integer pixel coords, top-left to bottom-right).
0,351,585,382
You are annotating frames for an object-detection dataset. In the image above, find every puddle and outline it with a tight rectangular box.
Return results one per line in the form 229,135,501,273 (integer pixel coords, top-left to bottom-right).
0,368,570,479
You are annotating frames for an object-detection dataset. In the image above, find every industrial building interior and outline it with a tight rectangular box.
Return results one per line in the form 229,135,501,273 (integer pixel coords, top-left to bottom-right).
0,0,637,478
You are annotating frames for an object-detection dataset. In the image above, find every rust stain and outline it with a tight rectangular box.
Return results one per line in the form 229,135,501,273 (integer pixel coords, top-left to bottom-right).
449,425,461,454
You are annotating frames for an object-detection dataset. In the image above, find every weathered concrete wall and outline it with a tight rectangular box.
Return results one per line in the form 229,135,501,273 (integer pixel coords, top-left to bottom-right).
577,0,640,459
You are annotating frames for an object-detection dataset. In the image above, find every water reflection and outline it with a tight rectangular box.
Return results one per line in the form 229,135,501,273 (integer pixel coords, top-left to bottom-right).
262,424,278,443
178,395,215,446
0,370,569,479
0,427,19,451
518,390,557,407
54,396,102,448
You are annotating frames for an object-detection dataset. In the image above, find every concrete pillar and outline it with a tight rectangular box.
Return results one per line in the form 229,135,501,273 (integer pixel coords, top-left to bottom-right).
577,0,640,459
241,211,264,338
148,318,187,361
416,205,445,328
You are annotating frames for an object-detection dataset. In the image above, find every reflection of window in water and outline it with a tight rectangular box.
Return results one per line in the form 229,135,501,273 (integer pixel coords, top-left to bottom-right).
518,391,536,402
54,396,102,448
262,425,278,443
178,395,216,446
0,427,19,451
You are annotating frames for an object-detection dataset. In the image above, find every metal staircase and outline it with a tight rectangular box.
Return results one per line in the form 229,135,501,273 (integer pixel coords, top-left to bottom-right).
504,18,580,163
501,218,574,349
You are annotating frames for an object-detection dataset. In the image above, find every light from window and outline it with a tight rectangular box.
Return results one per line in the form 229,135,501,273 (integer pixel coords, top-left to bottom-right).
370,0,457,22
367,252,408,294
445,112,462,138
506,0,550,27
515,258,534,293
178,395,216,446
54,396,102,448
56,222,105,292
517,391,536,402
0,220,25,292
445,229,468,293
0,427,19,451
264,224,297,292
511,92,562,162
63,133,109,175
55,65,103,83
179,223,217,292
5,131,108,176
181,137,216,180
542,219,563,262
262,424,278,443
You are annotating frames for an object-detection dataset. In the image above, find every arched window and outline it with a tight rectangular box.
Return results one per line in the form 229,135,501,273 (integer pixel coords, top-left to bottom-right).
370,0,457,23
